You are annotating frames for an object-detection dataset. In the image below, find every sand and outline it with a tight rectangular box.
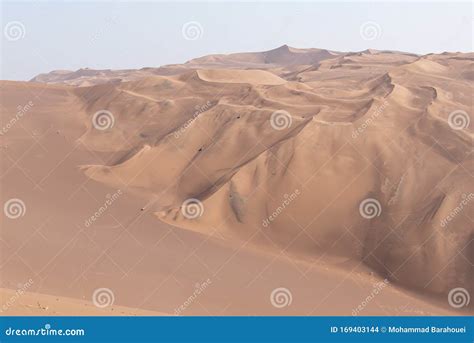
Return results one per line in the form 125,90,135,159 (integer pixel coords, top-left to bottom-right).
0,46,472,315
0,288,165,316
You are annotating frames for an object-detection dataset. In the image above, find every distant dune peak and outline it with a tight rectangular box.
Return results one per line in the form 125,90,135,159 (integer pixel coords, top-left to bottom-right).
269,44,292,52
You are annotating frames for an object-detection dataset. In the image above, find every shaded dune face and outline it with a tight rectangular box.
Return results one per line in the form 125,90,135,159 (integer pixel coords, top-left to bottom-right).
28,48,474,310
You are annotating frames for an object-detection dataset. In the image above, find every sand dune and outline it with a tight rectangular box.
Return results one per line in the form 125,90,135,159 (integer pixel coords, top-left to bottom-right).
0,288,165,316
1,46,472,315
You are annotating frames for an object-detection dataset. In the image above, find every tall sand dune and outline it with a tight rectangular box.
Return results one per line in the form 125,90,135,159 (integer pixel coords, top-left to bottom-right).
1,47,472,315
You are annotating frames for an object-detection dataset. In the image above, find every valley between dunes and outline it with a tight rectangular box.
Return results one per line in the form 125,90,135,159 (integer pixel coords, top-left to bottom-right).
1,45,472,315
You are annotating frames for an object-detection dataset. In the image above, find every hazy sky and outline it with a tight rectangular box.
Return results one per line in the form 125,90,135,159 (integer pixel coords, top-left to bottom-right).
1,1,472,80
